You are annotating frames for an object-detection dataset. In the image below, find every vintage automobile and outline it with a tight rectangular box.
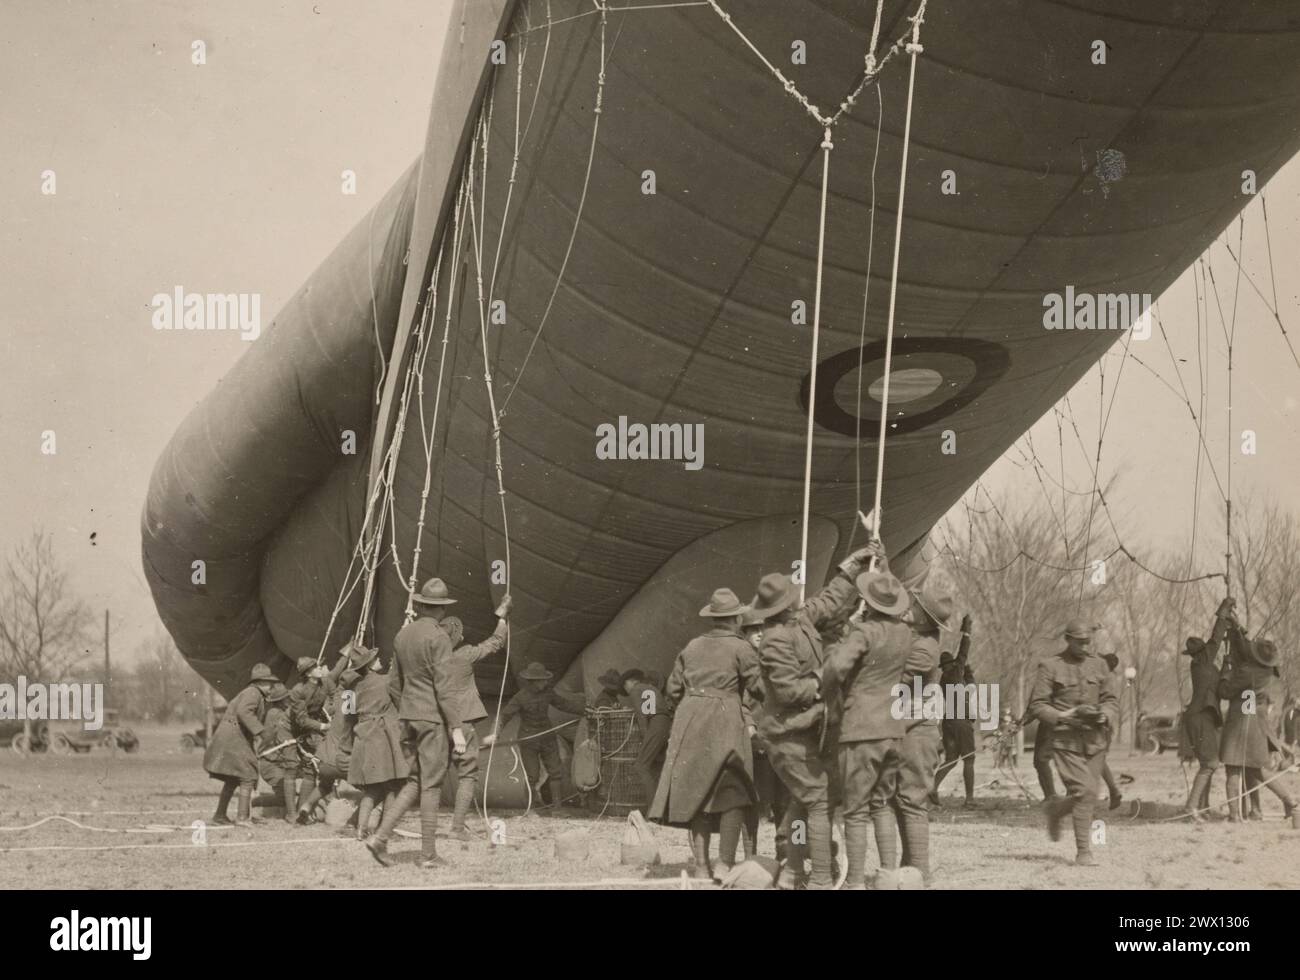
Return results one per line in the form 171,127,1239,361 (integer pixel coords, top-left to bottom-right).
179,710,223,753
1137,714,1182,754
47,709,140,755
1,718,50,755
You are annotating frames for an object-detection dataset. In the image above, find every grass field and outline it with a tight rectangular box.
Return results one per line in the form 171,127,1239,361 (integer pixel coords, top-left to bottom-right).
1,724,1297,889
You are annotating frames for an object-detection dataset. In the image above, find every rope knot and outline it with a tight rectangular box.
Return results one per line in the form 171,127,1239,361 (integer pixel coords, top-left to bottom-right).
906,41,924,55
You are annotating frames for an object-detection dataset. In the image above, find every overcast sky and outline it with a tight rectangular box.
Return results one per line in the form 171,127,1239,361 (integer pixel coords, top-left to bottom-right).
2,0,1297,667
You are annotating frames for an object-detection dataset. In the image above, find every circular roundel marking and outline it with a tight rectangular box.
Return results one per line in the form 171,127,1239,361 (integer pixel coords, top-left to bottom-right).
798,337,1012,437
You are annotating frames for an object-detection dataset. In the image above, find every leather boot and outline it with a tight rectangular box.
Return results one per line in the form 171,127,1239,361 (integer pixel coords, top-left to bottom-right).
1072,800,1094,861
780,804,808,880
368,781,419,867
1225,768,1243,822
212,780,236,825
870,808,898,868
1184,769,1211,822
1044,795,1068,841
297,785,323,824
1035,760,1058,800
806,801,835,888
418,790,446,868
449,778,476,841
892,801,911,868
235,783,255,825
714,808,743,880
356,791,376,841
688,816,712,880
843,816,871,889
281,778,298,824
741,808,758,861
899,812,930,881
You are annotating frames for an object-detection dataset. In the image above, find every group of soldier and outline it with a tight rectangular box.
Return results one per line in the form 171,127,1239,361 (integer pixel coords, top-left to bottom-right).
645,540,975,887
201,540,1294,884
204,578,516,868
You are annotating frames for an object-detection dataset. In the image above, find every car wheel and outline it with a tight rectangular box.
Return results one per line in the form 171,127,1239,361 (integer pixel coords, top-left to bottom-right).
1146,734,1162,755
11,734,29,756
50,733,73,755
180,734,196,752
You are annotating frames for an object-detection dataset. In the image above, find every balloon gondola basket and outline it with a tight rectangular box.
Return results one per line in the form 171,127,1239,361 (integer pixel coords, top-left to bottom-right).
584,707,646,817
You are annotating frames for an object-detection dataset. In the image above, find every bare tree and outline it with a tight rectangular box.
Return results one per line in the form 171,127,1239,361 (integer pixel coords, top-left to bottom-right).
0,530,94,742
1227,491,1300,698
130,627,208,722
0,530,93,682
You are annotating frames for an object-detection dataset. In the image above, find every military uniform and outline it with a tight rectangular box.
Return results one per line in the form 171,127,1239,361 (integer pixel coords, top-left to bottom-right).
369,613,453,862
433,618,506,836
882,629,941,876
296,683,355,822
757,572,857,888
934,648,976,802
1028,648,1118,860
1217,628,1294,820
500,683,586,805
625,675,672,806
825,614,914,887
204,683,266,785
258,697,300,819
204,666,275,824
1180,629,1224,817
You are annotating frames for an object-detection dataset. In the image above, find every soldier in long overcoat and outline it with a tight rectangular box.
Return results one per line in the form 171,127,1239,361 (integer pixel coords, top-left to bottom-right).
1218,616,1295,821
346,643,409,842
204,662,277,825
649,587,762,881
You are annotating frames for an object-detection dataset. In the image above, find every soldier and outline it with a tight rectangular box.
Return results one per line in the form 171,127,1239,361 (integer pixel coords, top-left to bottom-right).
739,611,788,861
288,650,349,823
432,595,511,841
1098,651,1124,811
993,709,1018,771
883,580,953,884
489,662,588,807
1218,613,1295,822
204,662,277,826
747,544,877,888
1179,600,1233,821
822,572,915,890
592,669,626,709
1031,706,1058,801
932,617,976,808
347,643,409,843
648,587,762,881
366,577,457,868
295,665,360,826
257,683,300,823
1028,619,1118,867
620,668,672,810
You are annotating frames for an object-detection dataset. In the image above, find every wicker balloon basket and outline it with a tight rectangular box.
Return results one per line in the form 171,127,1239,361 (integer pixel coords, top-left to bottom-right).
585,707,647,816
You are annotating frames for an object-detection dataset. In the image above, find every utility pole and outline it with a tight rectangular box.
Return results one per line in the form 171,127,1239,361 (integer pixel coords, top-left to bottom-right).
103,609,110,708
